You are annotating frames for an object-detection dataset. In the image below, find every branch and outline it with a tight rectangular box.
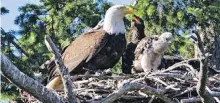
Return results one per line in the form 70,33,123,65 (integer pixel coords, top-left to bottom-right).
0,52,64,103
10,40,30,57
180,97,201,103
45,36,77,103
100,82,174,103
194,31,215,103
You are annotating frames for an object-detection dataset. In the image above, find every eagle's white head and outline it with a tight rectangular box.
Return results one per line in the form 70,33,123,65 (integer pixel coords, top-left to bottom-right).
153,32,173,54
103,5,134,35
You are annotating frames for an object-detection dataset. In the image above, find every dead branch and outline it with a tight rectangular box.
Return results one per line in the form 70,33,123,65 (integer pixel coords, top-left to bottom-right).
1,52,64,103
100,81,174,103
71,74,136,81
180,97,201,103
195,31,215,103
45,36,77,103
150,63,197,77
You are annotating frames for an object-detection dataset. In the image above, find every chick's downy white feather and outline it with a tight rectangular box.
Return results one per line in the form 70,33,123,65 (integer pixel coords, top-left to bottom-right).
133,32,173,73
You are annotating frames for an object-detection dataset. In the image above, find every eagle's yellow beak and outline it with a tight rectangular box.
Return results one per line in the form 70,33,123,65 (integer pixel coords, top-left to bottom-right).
122,7,134,14
132,15,141,24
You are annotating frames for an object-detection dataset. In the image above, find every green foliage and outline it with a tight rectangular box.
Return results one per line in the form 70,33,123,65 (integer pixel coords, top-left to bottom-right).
0,93,17,101
112,59,122,74
1,0,112,98
2,0,220,100
134,0,220,57
1,7,9,15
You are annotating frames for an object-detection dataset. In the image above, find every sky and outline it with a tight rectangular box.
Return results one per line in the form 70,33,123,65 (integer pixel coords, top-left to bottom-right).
1,0,134,31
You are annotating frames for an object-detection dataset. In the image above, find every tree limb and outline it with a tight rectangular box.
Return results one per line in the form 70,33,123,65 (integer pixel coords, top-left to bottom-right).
45,36,77,103
194,31,215,103
0,52,64,103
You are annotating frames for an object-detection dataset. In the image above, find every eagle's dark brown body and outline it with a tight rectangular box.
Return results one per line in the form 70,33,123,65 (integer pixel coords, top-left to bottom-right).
122,15,145,74
47,30,126,81
85,34,126,70
69,33,126,75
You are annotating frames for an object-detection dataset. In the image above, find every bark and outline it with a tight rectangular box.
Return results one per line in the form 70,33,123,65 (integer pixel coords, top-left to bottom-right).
1,52,64,103
45,36,78,103
211,36,220,71
195,32,215,103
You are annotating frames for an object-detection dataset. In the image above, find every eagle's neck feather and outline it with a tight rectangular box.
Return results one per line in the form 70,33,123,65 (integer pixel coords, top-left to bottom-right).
103,15,125,35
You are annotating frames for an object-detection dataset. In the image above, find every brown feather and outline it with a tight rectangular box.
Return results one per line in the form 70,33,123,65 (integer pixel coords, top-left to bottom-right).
122,15,145,74
48,30,108,78
47,30,126,81
62,30,108,72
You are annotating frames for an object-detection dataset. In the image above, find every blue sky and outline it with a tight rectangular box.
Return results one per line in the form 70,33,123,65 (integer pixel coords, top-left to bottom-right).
1,0,134,31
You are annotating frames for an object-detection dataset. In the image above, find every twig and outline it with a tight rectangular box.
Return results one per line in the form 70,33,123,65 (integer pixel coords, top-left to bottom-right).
174,87,196,97
148,95,155,103
180,97,201,103
71,74,135,81
138,91,154,103
206,87,220,103
153,73,185,79
45,36,77,103
147,77,168,86
165,83,180,91
150,63,197,77
100,82,174,103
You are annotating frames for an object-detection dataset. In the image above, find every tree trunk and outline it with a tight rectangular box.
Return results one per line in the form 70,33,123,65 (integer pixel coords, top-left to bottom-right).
210,36,220,72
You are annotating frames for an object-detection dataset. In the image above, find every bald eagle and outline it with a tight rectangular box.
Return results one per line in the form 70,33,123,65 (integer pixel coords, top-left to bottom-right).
133,32,173,73
46,5,134,89
122,15,145,74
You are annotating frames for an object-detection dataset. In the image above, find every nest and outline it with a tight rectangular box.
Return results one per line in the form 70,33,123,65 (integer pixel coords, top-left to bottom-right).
16,58,220,103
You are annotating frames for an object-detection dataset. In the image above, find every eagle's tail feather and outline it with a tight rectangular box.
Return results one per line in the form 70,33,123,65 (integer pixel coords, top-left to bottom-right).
46,76,63,89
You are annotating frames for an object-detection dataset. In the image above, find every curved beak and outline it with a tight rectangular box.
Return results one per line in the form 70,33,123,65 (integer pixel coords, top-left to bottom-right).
166,37,174,44
122,7,134,15
132,15,141,24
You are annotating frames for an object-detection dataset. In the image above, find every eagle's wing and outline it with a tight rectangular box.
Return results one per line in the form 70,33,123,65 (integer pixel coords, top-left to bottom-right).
62,30,108,72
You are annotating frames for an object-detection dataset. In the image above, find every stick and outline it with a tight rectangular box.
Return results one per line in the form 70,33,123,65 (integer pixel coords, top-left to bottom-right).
45,36,77,103
150,63,197,77
100,82,174,103
180,97,201,103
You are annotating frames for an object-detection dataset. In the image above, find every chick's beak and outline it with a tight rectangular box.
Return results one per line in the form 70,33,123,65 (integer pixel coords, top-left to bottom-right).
132,16,141,24
166,37,173,44
122,7,134,14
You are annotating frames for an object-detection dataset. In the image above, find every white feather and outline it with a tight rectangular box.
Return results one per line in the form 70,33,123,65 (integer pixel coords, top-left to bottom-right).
103,5,126,35
134,32,173,73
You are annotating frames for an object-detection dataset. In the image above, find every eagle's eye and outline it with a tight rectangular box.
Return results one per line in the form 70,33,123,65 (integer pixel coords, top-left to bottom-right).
154,37,158,41
118,6,125,10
